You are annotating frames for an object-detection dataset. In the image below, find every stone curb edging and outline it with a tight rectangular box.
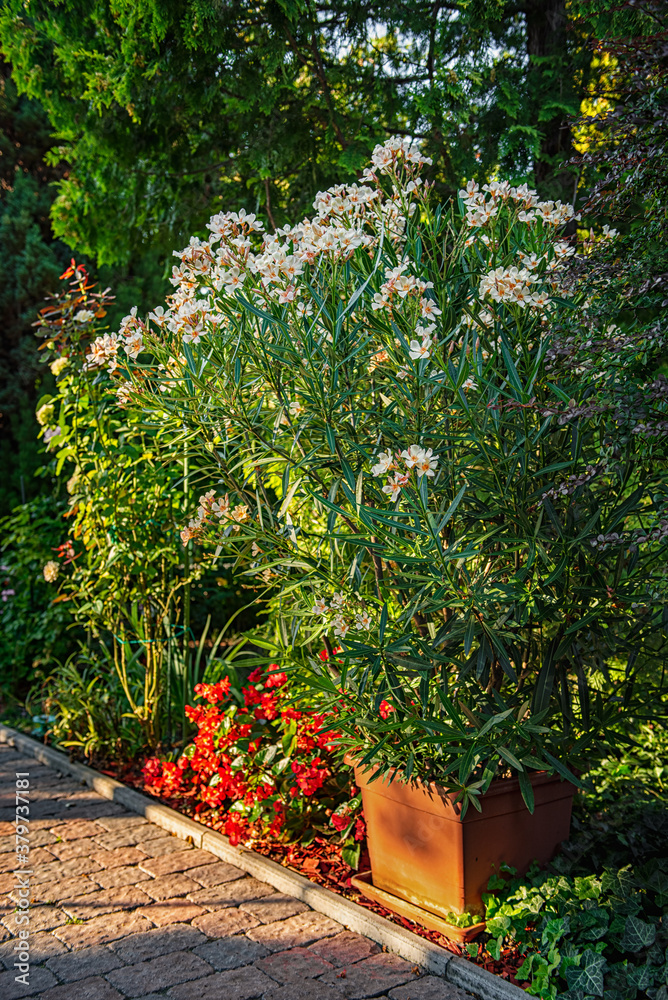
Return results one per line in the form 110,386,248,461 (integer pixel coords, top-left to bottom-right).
0,723,526,1000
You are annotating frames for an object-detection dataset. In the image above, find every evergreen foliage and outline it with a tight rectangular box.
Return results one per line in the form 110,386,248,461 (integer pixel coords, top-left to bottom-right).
0,60,69,514
0,0,593,266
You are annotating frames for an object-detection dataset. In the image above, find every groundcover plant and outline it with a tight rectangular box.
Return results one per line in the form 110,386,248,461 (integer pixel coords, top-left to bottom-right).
87,138,667,814
480,723,668,999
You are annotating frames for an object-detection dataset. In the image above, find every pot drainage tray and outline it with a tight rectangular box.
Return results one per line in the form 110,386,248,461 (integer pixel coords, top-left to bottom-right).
351,870,486,944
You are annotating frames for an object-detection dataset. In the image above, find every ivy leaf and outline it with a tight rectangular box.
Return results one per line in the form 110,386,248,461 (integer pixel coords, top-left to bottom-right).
600,866,635,900
574,875,600,901
641,868,668,906
564,949,606,997
577,907,609,942
625,961,652,991
541,915,569,948
621,914,656,952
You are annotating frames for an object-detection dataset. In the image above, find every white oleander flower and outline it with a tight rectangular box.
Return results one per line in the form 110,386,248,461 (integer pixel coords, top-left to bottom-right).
408,337,431,361
382,473,409,500
371,451,394,477
124,332,144,359
401,445,424,469
333,616,350,638
356,610,372,629
415,449,438,478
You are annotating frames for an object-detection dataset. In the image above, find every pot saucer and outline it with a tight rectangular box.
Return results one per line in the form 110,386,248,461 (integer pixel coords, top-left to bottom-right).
351,870,486,944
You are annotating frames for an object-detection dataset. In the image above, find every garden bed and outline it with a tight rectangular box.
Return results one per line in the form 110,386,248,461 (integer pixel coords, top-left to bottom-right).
94,752,528,988
10,711,664,1000
0,700,527,986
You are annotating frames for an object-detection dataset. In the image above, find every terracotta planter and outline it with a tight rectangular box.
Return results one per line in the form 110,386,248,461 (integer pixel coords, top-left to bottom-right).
352,762,575,918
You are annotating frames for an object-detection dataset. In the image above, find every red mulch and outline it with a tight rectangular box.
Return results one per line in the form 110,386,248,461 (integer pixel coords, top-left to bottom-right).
96,755,528,990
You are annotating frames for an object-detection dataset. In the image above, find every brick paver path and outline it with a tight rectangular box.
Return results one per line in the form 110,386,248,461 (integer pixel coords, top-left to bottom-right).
0,744,474,1000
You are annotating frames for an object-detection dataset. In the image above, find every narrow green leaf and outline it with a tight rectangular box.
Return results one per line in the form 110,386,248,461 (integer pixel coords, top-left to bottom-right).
378,603,388,643
498,746,524,772
500,341,524,397
517,769,535,813
355,468,364,512
438,484,466,533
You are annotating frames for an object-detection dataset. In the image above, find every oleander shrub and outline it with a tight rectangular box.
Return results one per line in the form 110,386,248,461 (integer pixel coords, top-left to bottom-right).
87,136,668,810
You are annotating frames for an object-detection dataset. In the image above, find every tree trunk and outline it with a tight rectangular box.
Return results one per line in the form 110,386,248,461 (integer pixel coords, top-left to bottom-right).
524,0,573,195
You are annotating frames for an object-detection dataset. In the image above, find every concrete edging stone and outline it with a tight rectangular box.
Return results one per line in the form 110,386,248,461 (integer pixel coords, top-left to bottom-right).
0,722,526,1000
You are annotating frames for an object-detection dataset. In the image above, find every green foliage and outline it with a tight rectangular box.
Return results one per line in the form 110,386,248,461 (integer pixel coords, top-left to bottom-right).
0,495,79,694
35,266,195,745
579,723,668,815
0,61,71,516
0,57,170,519
26,646,144,760
486,861,667,999
482,723,668,999
568,0,668,337
0,1,595,266
106,139,668,809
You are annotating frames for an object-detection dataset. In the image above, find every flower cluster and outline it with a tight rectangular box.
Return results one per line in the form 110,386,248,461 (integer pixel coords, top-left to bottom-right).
478,266,550,309
313,182,379,220
459,180,576,229
50,356,69,377
364,135,433,178
180,490,250,545
371,444,439,501
142,666,362,848
84,301,156,370
36,403,55,426
311,592,373,640
42,561,59,583
84,333,119,370
371,263,441,321
129,184,384,353
104,137,434,386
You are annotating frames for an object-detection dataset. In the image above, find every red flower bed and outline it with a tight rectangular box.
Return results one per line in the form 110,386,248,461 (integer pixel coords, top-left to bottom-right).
141,666,364,864
98,664,526,989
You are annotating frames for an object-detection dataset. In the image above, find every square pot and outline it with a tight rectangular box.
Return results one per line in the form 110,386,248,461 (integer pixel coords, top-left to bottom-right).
353,764,575,917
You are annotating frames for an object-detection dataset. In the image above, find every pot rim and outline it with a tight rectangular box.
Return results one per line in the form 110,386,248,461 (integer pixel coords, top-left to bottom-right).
346,754,577,800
